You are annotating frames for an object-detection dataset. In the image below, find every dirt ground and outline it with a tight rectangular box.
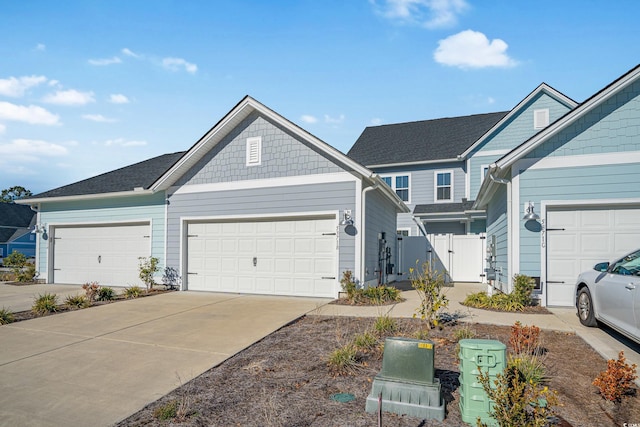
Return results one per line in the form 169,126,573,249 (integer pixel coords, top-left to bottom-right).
118,315,640,427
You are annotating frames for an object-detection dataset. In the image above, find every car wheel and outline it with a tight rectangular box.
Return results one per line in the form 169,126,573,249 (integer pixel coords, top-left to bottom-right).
577,287,597,327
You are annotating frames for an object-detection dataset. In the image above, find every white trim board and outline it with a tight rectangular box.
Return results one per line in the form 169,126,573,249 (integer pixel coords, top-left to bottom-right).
518,150,640,171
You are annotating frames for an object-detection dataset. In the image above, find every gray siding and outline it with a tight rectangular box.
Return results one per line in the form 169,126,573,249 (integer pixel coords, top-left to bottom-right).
176,112,342,186
364,188,399,284
486,184,509,289
167,181,357,277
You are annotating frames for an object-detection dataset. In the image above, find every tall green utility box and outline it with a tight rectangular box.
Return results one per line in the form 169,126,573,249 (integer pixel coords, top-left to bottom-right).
458,339,506,426
365,337,444,420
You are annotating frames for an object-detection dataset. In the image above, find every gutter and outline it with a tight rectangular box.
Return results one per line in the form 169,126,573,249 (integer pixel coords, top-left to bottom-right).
15,188,155,205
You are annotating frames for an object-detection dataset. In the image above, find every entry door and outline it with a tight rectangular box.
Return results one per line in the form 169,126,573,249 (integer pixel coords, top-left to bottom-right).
186,217,337,297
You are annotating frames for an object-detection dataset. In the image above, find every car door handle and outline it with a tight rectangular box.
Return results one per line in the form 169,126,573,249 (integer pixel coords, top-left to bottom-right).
625,283,636,290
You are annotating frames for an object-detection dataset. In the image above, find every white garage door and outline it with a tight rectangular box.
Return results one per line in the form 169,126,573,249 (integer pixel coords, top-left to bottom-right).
52,223,151,286
546,206,640,306
186,217,337,297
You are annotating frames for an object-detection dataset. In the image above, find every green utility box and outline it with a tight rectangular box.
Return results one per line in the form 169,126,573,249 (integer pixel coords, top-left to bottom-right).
458,339,507,426
365,337,444,421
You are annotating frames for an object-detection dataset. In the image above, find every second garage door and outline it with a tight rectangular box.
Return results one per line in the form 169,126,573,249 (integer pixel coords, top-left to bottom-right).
52,223,151,286
186,216,337,297
546,205,640,306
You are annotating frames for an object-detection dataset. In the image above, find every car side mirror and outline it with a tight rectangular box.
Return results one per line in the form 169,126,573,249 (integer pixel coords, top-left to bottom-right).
593,262,609,272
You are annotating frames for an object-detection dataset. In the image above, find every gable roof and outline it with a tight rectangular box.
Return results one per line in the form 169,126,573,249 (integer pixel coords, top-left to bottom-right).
0,203,36,243
458,83,577,159
22,152,185,203
347,111,508,168
475,64,640,208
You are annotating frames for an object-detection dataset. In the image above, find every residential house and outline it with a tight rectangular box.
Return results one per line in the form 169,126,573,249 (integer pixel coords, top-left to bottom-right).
0,203,36,262
475,64,640,307
18,96,408,295
348,84,577,282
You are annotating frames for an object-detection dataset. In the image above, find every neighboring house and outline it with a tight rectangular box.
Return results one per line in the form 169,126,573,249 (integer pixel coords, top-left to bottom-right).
0,203,37,262
475,64,640,307
347,84,577,282
18,96,408,296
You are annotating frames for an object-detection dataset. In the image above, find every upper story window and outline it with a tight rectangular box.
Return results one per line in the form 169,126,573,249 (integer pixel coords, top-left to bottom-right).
246,137,262,166
533,109,549,129
381,174,410,202
435,170,453,202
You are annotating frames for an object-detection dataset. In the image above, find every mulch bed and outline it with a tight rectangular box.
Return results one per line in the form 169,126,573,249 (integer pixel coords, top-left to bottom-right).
118,315,640,427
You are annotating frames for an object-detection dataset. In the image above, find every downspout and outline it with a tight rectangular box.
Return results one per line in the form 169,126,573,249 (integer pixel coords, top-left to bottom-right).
28,204,40,282
360,183,378,287
488,173,509,185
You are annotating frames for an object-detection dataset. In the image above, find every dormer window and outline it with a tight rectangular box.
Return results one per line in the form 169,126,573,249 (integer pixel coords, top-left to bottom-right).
534,109,549,129
246,137,262,166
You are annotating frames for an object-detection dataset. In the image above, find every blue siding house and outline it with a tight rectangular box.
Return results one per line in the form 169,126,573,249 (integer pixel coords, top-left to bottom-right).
0,203,36,262
476,64,640,306
18,96,408,296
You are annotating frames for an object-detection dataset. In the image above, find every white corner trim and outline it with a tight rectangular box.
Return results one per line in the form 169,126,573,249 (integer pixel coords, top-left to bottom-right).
169,172,358,195
355,179,363,280
465,159,471,200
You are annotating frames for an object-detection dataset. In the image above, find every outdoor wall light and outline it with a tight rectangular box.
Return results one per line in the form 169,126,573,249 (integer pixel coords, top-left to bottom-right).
522,202,540,221
340,210,354,226
31,223,47,234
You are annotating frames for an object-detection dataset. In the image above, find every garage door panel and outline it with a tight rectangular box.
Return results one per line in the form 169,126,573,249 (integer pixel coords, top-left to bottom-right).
547,206,640,306
186,217,337,297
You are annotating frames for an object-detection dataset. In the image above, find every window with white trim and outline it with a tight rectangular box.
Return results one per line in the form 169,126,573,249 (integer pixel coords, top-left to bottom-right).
434,170,453,202
397,229,410,237
380,174,410,202
533,109,549,129
246,137,262,166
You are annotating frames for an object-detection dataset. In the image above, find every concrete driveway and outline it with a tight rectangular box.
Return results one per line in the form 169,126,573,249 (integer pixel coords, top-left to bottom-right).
0,291,328,426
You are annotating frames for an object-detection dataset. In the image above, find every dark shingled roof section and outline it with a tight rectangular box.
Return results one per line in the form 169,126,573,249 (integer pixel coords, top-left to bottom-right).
413,200,476,215
0,203,36,243
31,151,186,199
347,111,508,166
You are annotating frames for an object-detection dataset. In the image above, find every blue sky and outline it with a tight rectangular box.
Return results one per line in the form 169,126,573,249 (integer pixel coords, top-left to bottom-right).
1,0,639,194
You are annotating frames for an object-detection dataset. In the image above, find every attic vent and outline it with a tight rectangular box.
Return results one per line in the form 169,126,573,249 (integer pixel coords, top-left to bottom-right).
246,137,262,166
533,109,549,129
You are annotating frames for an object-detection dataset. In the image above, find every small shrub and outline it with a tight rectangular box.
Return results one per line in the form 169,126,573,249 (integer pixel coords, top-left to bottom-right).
32,293,59,315
512,274,536,307
593,351,638,402
0,307,15,325
477,365,559,427
509,321,541,355
16,263,37,282
508,354,547,386
82,282,100,303
374,314,397,335
154,400,178,420
453,325,476,341
340,270,358,300
490,292,524,312
327,344,360,375
352,331,378,352
97,286,116,301
124,286,144,299
410,261,448,329
361,285,402,304
463,292,491,308
65,294,89,309
138,256,160,291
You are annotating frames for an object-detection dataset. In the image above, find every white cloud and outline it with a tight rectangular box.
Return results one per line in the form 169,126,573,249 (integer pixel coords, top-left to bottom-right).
88,56,122,66
300,115,318,124
48,79,60,87
36,43,46,51
82,114,117,123
109,93,130,104
0,75,48,97
370,118,383,126
324,114,345,124
0,101,60,125
42,89,96,106
162,57,198,74
121,48,140,58
0,138,68,161
0,123,5,134
104,138,147,147
373,0,468,28
434,30,518,69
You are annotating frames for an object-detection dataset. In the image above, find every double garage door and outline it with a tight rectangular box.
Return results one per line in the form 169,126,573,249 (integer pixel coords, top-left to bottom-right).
546,205,640,306
186,216,337,298
52,223,150,286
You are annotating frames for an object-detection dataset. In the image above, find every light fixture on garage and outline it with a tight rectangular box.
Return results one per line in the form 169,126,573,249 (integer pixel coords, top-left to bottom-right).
31,223,46,234
340,210,354,226
522,202,540,221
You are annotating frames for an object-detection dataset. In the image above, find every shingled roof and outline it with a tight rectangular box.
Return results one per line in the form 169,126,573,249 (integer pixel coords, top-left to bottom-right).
31,152,185,199
0,203,36,243
347,111,508,166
